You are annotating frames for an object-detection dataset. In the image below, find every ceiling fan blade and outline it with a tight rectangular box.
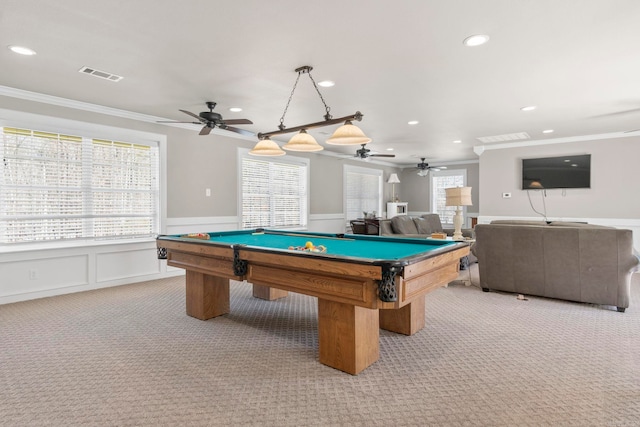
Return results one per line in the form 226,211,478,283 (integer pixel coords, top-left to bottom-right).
370,154,396,158
624,128,640,133
156,120,201,124
221,126,255,137
199,126,213,136
179,109,204,121
223,119,253,125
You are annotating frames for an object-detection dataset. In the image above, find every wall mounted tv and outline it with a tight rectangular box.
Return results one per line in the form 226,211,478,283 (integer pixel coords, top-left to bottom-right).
522,154,591,189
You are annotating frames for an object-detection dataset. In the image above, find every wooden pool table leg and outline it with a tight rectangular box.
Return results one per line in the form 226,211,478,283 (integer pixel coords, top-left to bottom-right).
379,297,425,336
317,299,379,375
252,284,288,301
185,271,230,320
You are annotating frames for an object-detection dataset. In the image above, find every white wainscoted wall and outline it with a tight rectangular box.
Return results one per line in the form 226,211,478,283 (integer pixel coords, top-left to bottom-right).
0,213,346,305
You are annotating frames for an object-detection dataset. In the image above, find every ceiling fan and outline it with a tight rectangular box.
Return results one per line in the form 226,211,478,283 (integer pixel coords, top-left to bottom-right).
415,158,446,176
354,144,395,159
157,101,254,136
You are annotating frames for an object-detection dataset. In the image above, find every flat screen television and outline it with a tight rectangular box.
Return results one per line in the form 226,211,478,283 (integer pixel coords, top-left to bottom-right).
522,154,591,189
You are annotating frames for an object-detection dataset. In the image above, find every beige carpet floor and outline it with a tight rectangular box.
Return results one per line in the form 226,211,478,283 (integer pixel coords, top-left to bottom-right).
1,265,639,426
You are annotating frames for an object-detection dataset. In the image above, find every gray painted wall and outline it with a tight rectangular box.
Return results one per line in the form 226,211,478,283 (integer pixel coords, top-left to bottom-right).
399,162,480,213
477,135,640,219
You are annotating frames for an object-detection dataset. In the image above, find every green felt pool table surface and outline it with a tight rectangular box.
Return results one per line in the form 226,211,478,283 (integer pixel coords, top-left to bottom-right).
163,229,458,264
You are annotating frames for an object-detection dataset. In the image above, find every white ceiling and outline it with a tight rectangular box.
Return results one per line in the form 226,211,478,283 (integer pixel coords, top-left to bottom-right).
2,0,640,166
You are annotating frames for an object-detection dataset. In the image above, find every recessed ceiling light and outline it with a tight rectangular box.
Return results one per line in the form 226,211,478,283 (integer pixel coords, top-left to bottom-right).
463,34,490,47
318,80,335,87
571,164,578,167
408,120,419,125
8,45,36,56
229,107,242,112
542,129,554,134
564,159,571,162
386,148,394,151
453,140,462,144
520,105,537,112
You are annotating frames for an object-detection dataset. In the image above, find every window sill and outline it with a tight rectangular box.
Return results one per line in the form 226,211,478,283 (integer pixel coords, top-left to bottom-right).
0,237,157,254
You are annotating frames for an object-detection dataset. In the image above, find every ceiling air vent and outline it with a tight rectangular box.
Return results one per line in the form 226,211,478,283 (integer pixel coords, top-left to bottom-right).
78,66,123,82
476,132,530,143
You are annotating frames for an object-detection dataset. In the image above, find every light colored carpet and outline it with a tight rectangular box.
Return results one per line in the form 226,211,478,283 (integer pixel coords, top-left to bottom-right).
1,265,639,426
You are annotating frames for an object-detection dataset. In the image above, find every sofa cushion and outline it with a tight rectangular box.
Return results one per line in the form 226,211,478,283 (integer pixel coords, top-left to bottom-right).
549,221,612,229
490,220,548,226
413,218,433,234
391,216,419,234
417,214,444,233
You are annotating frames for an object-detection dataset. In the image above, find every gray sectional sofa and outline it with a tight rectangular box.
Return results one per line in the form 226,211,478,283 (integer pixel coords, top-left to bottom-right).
379,214,476,268
379,214,474,239
471,220,639,312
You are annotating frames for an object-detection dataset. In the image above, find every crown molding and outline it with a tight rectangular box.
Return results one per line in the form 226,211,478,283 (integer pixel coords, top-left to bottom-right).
0,85,257,141
472,131,636,155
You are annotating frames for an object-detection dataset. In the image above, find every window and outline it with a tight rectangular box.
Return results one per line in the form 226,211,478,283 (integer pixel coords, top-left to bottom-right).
430,169,467,226
0,127,159,244
344,165,382,223
239,150,309,229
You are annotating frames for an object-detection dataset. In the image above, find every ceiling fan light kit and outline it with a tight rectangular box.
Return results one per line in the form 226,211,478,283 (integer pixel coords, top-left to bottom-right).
354,143,395,159
252,65,371,156
415,157,445,176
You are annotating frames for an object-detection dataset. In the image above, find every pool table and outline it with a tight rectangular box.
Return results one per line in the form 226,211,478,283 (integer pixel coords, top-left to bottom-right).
157,229,469,374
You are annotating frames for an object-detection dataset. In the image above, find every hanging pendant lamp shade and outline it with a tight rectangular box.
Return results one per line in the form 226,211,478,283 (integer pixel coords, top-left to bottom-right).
326,121,372,145
282,129,324,152
249,137,286,156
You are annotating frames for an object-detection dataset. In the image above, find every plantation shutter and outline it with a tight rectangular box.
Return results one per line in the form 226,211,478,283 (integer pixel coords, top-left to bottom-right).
91,139,159,238
241,155,308,229
344,166,382,221
431,171,465,225
0,127,159,244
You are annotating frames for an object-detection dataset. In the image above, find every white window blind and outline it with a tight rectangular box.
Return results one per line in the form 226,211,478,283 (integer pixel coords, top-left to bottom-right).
240,154,308,229
344,165,382,221
0,127,159,244
430,170,466,225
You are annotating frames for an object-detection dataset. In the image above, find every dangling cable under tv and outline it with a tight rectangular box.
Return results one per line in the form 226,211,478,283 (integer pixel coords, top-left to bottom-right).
522,154,591,189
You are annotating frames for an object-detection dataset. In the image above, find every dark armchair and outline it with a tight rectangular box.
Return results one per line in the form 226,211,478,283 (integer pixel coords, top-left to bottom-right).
350,219,380,235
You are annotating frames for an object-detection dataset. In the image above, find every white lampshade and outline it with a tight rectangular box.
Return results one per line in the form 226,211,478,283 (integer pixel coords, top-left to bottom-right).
282,129,324,152
326,121,372,145
417,169,429,177
445,187,472,206
387,173,401,184
249,138,286,156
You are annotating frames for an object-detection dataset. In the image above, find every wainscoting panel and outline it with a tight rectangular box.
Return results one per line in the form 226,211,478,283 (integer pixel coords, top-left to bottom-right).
0,255,89,299
96,248,161,283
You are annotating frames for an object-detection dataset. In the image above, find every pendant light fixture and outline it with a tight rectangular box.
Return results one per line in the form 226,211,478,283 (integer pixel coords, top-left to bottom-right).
248,137,286,156
282,129,324,152
326,120,371,145
251,65,370,156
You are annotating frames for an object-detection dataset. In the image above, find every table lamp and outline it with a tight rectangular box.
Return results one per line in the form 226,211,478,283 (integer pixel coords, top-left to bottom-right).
387,173,401,202
445,186,472,241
